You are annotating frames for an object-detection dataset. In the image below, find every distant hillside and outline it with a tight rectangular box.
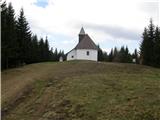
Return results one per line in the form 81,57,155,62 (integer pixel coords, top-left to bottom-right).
2,61,160,120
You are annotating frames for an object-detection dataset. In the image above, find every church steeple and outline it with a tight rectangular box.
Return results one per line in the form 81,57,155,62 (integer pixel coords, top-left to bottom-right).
79,27,86,43
79,27,85,35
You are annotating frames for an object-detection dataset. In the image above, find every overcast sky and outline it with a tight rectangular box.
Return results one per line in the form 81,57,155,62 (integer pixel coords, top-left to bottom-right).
5,0,160,53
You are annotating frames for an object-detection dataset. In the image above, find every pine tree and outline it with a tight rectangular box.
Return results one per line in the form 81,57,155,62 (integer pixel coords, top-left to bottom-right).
154,26,160,67
113,47,118,62
1,1,8,69
16,8,32,64
1,2,18,69
103,51,108,61
140,19,160,67
125,46,132,63
7,3,19,66
118,46,125,62
1,2,58,69
54,48,58,61
97,45,103,61
39,38,45,62
113,47,118,57
108,48,113,62
44,36,50,61
140,28,150,65
147,19,155,65
31,35,39,63
49,47,54,61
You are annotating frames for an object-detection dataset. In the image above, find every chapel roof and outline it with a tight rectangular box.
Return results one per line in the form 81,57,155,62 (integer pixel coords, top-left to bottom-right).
75,34,97,50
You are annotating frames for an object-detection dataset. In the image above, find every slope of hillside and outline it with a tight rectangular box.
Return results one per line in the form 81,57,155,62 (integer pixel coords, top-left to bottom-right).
2,61,160,120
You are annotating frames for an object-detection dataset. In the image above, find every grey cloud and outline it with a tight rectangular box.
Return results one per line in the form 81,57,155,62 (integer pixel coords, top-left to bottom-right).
83,23,141,41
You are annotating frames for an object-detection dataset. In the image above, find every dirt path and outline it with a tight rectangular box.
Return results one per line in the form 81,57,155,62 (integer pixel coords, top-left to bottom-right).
3,61,160,120
1,63,56,110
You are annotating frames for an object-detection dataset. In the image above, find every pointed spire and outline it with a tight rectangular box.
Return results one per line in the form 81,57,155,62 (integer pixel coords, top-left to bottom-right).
79,27,85,35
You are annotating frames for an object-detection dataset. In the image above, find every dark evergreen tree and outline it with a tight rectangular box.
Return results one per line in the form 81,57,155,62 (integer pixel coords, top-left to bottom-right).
1,1,8,69
113,47,118,57
50,48,66,61
108,48,114,62
38,38,45,62
49,47,55,61
103,51,108,61
1,2,63,69
44,36,50,61
53,48,58,61
119,46,126,62
147,19,155,65
113,47,118,62
30,35,39,63
125,46,132,63
140,19,160,67
97,45,103,61
16,8,32,64
153,26,160,67
109,46,132,63
140,28,150,65
1,2,18,69
140,19,156,66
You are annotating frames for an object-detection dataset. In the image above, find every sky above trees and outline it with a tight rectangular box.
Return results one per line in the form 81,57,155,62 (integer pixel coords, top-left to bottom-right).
5,0,159,53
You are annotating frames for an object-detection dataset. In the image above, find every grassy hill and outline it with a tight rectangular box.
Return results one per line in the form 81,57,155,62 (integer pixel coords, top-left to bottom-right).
2,61,160,120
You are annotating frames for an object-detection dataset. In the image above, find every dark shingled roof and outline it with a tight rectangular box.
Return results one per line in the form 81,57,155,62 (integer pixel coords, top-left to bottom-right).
75,34,97,50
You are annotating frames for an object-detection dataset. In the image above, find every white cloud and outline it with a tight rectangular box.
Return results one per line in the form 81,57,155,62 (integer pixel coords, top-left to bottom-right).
5,0,159,53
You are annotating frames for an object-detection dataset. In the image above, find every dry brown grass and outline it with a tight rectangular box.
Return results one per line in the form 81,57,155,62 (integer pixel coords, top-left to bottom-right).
2,61,160,120
2,63,56,108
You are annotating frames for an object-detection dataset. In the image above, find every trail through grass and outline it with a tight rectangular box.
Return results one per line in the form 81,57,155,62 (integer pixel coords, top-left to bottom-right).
2,61,160,120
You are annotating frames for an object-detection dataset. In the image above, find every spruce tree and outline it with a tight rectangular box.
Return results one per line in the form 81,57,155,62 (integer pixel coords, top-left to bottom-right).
44,36,50,61
97,45,103,61
140,28,150,65
1,1,8,69
7,3,19,66
1,2,18,69
39,38,45,62
31,35,39,63
140,19,160,67
1,2,57,69
54,48,58,61
108,48,113,62
103,51,108,61
154,26,160,67
16,8,32,64
125,46,132,63
118,46,125,62
147,19,155,65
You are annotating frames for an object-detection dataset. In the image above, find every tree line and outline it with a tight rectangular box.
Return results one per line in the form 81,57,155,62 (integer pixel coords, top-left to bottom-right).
140,19,160,67
1,2,160,69
98,19,160,68
1,2,65,70
98,45,139,64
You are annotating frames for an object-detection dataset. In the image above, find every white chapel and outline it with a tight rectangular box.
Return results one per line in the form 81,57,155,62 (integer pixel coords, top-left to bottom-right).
67,27,98,61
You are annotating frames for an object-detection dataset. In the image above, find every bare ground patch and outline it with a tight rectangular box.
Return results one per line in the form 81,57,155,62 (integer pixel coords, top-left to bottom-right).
2,61,160,120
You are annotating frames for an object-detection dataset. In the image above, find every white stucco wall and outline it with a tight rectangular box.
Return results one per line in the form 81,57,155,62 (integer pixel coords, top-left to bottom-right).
77,49,97,61
67,49,97,61
67,49,77,61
